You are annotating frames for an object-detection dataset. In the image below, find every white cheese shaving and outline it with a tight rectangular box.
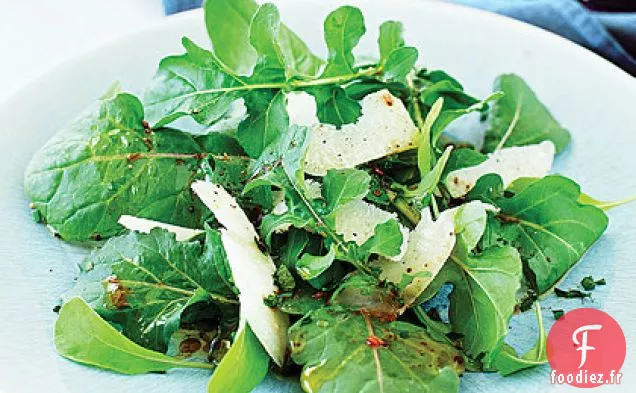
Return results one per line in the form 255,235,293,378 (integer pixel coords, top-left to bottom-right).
378,209,455,305
191,181,289,366
445,141,555,198
334,200,409,261
287,90,419,176
117,215,203,241
378,201,497,306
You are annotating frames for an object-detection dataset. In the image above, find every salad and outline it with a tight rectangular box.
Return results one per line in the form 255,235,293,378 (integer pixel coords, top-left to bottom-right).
23,0,632,392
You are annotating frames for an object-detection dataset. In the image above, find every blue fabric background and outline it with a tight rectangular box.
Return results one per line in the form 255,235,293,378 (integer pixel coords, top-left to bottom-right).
163,0,636,75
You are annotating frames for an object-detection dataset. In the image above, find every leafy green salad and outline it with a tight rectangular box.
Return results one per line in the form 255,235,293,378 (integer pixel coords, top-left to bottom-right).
24,0,632,392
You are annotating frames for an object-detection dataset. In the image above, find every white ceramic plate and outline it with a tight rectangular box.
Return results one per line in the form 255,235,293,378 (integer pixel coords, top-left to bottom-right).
1,1,635,392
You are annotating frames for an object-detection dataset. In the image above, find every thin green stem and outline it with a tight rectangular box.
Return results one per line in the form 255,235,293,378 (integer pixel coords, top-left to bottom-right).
387,190,421,227
182,67,380,98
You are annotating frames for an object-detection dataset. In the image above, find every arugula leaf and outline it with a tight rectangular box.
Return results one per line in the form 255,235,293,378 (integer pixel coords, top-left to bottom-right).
417,203,522,363
322,168,371,212
296,244,337,280
289,307,464,393
578,193,636,211
248,3,287,80
320,6,366,78
383,47,418,82
25,92,246,241
204,0,321,77
67,227,236,352
237,90,289,157
358,219,405,259
492,303,547,376
431,92,503,144
55,297,213,374
417,69,481,111
378,21,405,65
445,246,522,362
208,323,269,393
494,175,608,294
144,37,245,127
306,85,362,128
482,74,571,153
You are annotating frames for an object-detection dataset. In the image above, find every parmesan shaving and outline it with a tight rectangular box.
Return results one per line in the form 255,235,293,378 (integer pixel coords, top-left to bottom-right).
445,141,555,198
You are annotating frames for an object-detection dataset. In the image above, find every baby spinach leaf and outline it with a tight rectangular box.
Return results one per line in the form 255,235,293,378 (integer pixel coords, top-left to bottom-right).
322,168,371,212
237,90,289,157
55,297,213,374
492,303,547,376
320,6,366,78
208,323,269,393
482,74,571,153
67,227,237,352
144,37,245,127
494,175,608,294
25,92,244,241
378,21,405,65
289,307,464,393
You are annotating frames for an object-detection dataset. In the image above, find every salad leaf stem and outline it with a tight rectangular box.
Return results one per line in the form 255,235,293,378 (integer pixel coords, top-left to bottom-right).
115,279,237,304
494,95,523,152
386,189,421,226
182,67,380,99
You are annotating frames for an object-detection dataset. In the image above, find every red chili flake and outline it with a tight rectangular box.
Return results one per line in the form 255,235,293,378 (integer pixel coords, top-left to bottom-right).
370,167,385,176
372,189,383,197
366,335,388,348
141,120,150,129
311,291,325,300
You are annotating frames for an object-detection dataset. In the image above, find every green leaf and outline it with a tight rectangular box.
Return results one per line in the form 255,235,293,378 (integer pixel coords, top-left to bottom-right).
322,168,371,212
417,69,481,111
321,6,366,77
383,47,418,82
237,90,289,157
494,175,608,294
378,21,405,65
55,297,213,374
208,323,269,393
431,92,503,144
359,219,405,259
289,307,463,393
403,146,453,199
279,228,311,268
67,227,237,352
492,303,547,376
483,74,571,153
296,244,337,280
144,37,245,127
306,85,362,128
578,193,636,211
248,3,286,80
204,0,322,76
25,92,245,241
418,203,522,363
445,246,522,362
